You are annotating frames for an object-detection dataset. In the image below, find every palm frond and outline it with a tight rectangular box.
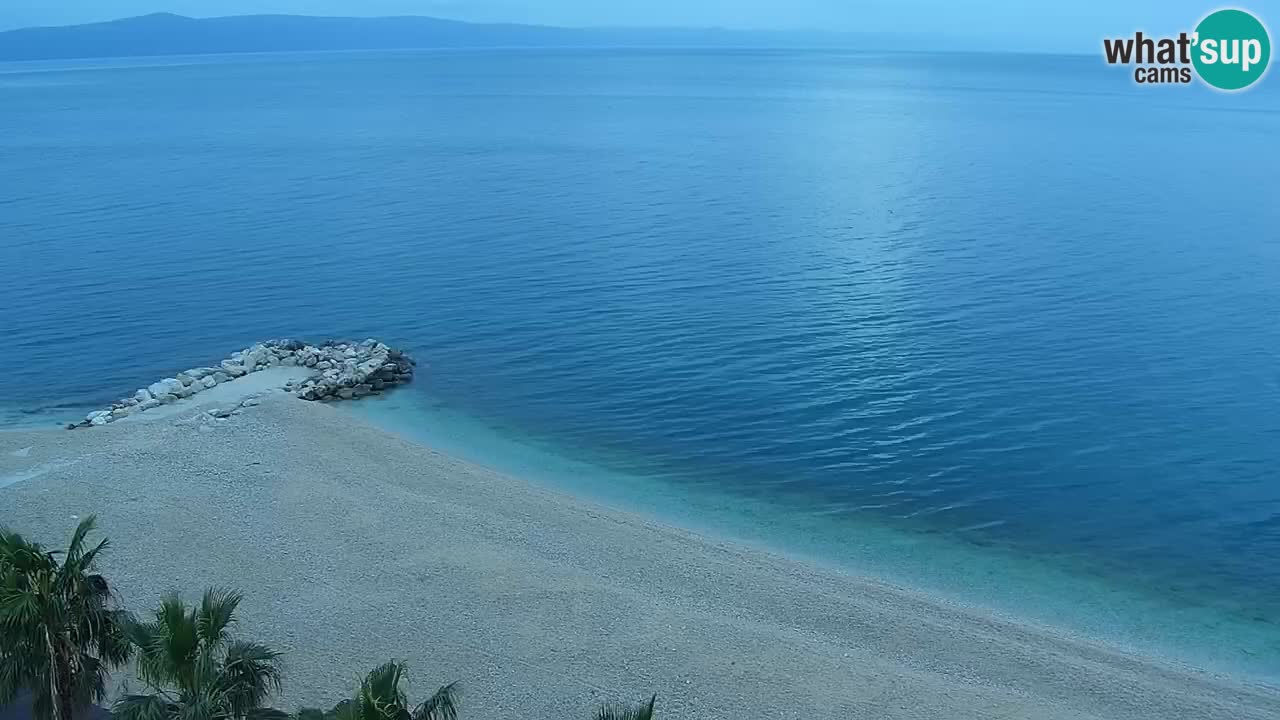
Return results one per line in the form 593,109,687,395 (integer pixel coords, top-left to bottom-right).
0,529,45,569
0,521,131,720
113,694,176,720
153,594,202,691
410,682,458,720
0,527,31,554
62,517,99,568
124,589,283,720
70,654,108,708
93,608,135,667
0,637,45,708
0,649,28,705
0,582,45,628
328,699,355,720
221,641,283,715
172,690,224,720
65,537,110,581
355,661,409,720
129,619,175,689
361,662,407,703
594,694,656,720
196,589,242,646
189,647,227,698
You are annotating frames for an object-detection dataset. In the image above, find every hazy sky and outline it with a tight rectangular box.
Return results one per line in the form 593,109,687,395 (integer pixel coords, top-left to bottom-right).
1,1,1276,52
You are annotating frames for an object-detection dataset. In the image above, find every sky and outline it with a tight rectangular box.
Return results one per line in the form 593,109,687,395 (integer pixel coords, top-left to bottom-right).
1,1,1276,53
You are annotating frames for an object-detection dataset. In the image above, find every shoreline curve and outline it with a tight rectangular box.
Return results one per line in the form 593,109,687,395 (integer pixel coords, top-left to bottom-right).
0,393,1277,719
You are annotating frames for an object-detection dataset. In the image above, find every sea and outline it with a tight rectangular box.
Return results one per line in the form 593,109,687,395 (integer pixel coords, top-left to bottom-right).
2,48,1278,681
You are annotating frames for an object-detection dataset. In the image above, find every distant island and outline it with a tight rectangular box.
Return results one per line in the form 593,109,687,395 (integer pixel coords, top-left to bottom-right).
0,12,948,62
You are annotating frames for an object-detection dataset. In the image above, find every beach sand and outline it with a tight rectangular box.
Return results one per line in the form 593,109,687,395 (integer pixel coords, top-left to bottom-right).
1,393,1276,719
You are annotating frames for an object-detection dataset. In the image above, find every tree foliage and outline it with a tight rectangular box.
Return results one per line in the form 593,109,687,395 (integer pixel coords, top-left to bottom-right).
3,518,660,720
0,516,133,720
112,589,284,720
594,694,657,720
297,662,457,720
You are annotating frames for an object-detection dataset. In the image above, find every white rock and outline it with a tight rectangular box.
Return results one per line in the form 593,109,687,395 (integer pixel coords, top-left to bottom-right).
241,345,267,367
90,414,109,426
220,360,247,377
201,375,219,388
147,378,184,397
134,388,153,403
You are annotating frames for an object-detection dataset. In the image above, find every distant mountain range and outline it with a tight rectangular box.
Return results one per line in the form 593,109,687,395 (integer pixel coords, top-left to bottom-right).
0,13,949,62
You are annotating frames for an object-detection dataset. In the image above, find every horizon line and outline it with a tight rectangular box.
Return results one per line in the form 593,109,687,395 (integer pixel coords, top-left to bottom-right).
0,11,1094,56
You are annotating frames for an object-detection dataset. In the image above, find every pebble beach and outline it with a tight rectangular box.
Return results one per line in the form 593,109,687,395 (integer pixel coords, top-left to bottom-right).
1,383,1277,719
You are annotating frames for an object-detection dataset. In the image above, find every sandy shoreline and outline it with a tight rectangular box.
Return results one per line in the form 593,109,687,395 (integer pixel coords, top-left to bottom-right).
1,393,1277,719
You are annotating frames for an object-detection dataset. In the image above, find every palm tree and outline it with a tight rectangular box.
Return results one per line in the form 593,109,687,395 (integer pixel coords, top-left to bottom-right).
298,662,457,720
112,589,284,720
0,516,133,720
594,695,656,720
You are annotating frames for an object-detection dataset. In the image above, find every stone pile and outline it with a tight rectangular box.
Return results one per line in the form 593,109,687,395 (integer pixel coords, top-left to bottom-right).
280,339,416,401
71,338,416,429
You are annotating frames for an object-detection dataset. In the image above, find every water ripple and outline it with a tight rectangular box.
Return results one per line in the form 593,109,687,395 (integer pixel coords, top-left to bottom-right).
2,50,1280,660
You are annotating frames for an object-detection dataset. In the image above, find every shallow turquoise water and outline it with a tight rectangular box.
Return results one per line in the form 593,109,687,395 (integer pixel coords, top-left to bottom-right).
2,49,1278,678
342,390,1280,681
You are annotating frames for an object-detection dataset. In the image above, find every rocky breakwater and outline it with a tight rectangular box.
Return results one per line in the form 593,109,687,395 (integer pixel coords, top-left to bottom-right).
282,340,416,400
73,338,415,429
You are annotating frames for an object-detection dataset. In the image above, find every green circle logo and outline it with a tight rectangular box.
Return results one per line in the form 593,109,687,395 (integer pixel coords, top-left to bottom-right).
1193,8,1271,90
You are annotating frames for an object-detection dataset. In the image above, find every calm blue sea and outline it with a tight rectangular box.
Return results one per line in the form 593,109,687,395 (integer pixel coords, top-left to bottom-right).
2,49,1279,678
